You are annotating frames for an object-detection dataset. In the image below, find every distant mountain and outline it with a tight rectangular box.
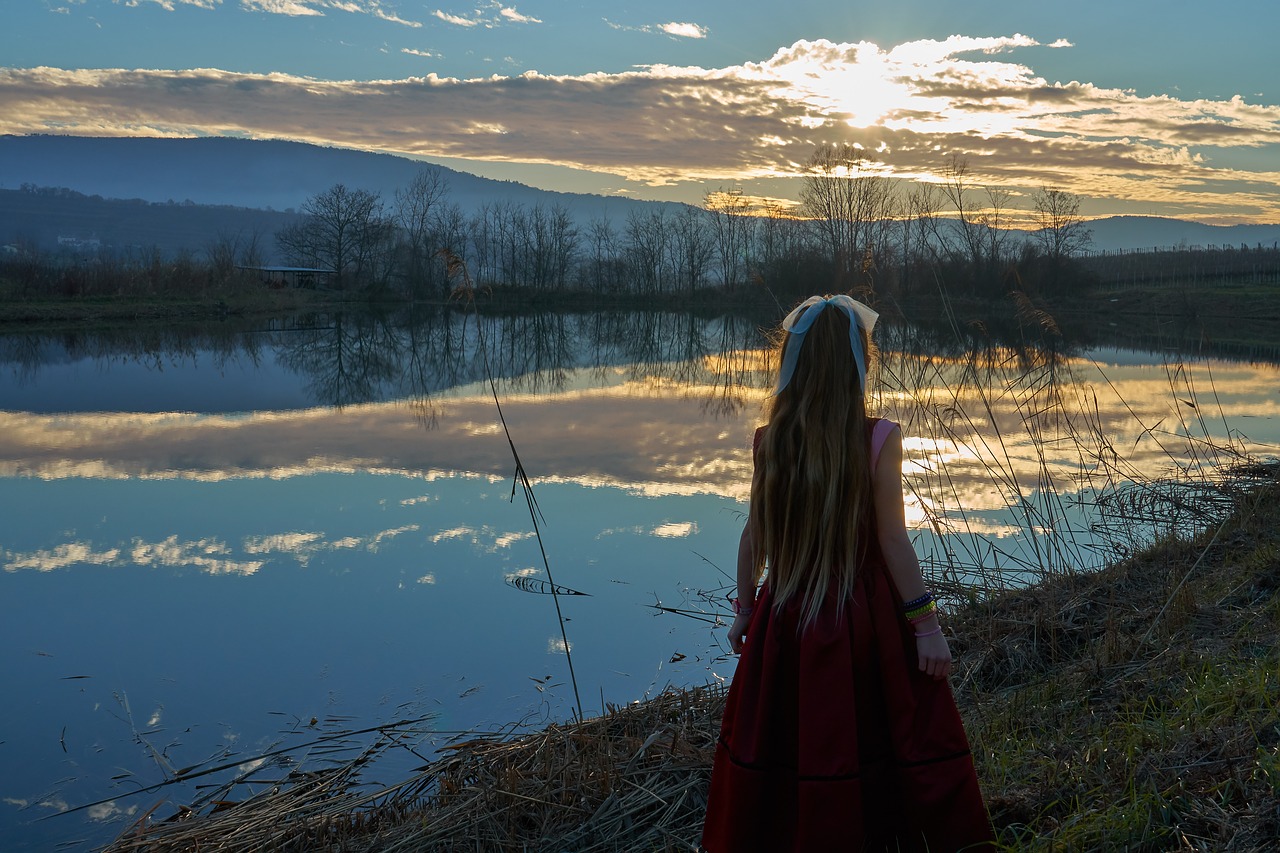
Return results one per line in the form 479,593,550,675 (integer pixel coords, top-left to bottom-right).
1080,215,1280,253
2,135,1278,256
0,187,299,261
0,134,674,222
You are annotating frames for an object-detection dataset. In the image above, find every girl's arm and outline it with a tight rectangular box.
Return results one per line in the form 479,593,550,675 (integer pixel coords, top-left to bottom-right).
872,425,952,680
727,521,755,654
727,456,764,654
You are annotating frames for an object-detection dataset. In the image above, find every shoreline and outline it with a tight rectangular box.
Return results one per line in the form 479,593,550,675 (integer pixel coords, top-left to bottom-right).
3,281,1279,353
103,464,1280,852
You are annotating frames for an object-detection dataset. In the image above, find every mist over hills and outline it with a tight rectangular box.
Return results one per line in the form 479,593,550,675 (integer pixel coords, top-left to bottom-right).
2,134,1278,257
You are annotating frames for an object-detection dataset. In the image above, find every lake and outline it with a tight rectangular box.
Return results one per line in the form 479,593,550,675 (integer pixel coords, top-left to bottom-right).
2,306,1278,851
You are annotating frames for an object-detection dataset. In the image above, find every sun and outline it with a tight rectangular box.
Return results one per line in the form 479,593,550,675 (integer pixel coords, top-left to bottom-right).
765,43,914,127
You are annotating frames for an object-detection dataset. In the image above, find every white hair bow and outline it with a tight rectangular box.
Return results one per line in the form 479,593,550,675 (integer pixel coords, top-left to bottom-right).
773,295,879,395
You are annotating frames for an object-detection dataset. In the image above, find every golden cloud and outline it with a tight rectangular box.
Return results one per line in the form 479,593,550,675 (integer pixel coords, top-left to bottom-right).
1,34,1278,219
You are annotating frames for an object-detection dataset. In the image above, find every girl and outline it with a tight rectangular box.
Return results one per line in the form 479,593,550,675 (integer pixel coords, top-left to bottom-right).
701,295,994,852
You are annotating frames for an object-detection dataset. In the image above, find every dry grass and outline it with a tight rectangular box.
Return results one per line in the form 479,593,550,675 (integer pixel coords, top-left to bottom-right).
104,686,723,853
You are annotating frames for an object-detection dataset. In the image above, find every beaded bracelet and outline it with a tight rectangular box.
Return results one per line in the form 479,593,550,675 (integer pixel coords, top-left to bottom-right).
908,607,938,625
905,600,938,622
901,592,933,612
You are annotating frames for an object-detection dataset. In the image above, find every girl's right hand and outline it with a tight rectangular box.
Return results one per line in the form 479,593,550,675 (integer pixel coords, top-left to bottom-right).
728,611,753,654
916,631,952,680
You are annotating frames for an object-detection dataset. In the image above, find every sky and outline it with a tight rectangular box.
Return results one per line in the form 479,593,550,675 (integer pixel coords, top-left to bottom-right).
2,0,1279,224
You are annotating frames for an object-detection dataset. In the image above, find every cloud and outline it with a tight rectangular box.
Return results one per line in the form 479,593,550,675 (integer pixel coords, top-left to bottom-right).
659,22,708,40
123,0,221,9
368,523,419,550
4,542,121,572
605,19,708,40
432,9,475,26
402,48,439,58
333,1,421,28
6,35,1274,220
2,525,429,577
242,525,421,562
433,2,539,28
87,801,138,821
240,0,322,15
131,535,265,575
652,521,699,538
4,354,1279,511
240,0,421,25
498,6,540,24
428,524,535,552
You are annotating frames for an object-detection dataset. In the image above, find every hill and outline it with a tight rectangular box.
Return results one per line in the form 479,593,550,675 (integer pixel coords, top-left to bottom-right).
0,186,298,261
0,134,674,222
1083,214,1280,253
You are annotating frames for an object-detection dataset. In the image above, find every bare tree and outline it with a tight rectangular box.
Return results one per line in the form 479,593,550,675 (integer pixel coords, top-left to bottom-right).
543,204,580,292
276,183,394,289
704,187,754,291
395,167,450,291
902,182,945,294
583,214,625,294
799,143,896,285
625,208,671,295
467,203,501,286
669,205,714,296
1032,187,1092,265
938,156,1017,292
755,201,808,285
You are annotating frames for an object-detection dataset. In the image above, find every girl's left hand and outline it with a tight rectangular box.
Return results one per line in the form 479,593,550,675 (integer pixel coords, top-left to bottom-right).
916,631,953,680
728,611,753,654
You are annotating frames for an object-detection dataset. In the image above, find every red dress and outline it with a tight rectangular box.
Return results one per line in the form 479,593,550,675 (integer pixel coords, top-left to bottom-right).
701,421,994,853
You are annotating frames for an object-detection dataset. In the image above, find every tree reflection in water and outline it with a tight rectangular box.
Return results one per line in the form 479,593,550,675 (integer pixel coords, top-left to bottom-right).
1,304,1274,587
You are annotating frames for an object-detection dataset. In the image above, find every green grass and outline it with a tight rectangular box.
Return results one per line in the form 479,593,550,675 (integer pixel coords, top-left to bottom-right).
952,477,1280,851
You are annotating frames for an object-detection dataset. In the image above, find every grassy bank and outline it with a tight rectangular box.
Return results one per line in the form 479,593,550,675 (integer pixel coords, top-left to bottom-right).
954,461,1280,850
0,288,365,330
104,464,1280,852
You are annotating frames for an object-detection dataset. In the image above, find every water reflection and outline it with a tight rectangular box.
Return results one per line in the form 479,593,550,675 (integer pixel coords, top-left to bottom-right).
1,308,1278,851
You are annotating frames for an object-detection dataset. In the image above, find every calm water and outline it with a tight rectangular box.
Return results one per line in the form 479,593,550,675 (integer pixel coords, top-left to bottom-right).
2,308,1278,850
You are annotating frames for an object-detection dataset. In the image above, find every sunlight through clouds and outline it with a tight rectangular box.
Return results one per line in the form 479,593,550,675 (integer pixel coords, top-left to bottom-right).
1,32,1276,219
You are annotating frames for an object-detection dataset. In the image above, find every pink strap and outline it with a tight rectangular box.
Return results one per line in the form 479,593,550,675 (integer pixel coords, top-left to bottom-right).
870,418,897,472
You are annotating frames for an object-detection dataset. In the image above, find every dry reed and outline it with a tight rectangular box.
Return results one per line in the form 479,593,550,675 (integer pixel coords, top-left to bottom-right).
103,685,724,853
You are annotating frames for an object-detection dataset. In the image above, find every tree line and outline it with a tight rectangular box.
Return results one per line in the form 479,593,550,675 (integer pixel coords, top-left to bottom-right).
1,145,1094,305
274,145,1095,303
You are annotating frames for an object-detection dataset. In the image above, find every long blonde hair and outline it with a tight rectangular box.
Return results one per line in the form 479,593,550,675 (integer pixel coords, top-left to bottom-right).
749,297,876,626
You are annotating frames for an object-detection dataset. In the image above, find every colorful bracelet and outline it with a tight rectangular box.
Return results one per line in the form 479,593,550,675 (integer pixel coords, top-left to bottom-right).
901,592,933,611
905,600,938,622
731,598,754,616
914,626,943,638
